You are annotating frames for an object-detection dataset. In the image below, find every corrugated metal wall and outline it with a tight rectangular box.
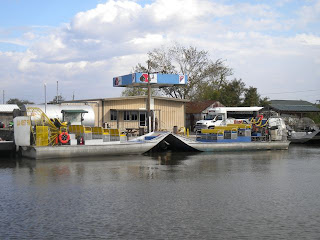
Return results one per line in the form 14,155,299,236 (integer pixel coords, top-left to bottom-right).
154,99,185,131
103,98,147,130
63,97,186,132
102,98,185,132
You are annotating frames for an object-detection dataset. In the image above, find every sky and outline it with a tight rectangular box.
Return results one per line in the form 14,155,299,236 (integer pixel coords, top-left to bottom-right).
0,0,320,104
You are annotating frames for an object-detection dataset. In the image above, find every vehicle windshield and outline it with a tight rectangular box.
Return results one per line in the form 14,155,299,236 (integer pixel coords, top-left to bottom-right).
204,115,216,120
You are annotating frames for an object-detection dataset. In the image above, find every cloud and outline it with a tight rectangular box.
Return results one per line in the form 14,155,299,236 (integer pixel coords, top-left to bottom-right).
297,0,320,26
1,0,320,103
295,33,320,46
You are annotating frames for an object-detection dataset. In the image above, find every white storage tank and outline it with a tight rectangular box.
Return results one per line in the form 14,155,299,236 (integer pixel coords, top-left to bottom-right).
21,104,95,126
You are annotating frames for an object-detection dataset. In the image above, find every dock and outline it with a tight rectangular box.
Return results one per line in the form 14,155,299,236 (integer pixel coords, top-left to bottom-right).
0,141,15,152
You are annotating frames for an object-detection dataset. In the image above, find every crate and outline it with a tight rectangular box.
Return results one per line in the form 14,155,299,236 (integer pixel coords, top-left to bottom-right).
224,131,238,139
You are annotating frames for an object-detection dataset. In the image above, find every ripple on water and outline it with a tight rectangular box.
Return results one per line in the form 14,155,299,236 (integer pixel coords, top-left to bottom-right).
0,145,320,239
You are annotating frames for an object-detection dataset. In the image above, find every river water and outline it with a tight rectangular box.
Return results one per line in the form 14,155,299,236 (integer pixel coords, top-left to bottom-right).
1,145,320,239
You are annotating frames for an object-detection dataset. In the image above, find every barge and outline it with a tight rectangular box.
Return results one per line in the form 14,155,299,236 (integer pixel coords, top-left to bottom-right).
13,109,170,160
167,134,290,152
13,107,290,159
163,117,290,152
21,133,169,160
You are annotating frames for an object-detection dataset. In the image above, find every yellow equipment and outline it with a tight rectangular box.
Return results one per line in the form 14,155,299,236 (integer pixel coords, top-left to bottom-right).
35,126,49,146
26,107,67,146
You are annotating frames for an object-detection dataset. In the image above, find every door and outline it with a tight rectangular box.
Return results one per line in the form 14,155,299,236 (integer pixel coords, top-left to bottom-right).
139,112,146,127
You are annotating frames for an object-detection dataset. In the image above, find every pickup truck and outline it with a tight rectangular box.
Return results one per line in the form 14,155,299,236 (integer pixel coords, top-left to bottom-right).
194,115,249,133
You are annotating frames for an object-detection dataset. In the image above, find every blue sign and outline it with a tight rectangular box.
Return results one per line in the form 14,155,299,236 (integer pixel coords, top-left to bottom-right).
113,73,188,87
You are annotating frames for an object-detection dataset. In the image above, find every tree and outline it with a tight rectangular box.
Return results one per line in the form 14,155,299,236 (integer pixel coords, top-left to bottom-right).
259,96,270,107
123,44,233,100
124,44,270,107
121,88,159,97
306,104,320,124
242,87,261,106
195,78,246,106
242,87,270,107
219,79,246,106
6,98,34,108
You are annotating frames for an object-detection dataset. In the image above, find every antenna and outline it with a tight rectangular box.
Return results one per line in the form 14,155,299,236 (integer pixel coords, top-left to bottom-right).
56,81,59,104
44,83,47,113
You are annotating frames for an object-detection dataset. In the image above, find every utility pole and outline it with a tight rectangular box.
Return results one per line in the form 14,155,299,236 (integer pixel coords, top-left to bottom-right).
147,61,152,133
44,83,47,113
73,91,75,101
56,81,59,104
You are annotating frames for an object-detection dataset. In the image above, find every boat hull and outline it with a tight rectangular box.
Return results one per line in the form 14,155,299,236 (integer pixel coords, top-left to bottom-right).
187,141,290,152
288,130,320,144
171,134,290,152
21,133,169,160
21,142,158,159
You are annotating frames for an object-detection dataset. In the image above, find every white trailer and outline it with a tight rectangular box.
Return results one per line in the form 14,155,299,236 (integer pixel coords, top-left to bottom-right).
195,106,263,132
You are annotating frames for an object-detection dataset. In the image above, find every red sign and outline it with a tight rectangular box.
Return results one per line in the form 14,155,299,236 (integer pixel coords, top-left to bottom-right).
139,74,149,82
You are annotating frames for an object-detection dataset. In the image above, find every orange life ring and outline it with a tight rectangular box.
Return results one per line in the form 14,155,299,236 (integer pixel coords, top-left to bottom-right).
59,132,70,144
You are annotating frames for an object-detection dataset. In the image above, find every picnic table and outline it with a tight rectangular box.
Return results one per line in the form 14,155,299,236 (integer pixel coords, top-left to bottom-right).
125,128,139,136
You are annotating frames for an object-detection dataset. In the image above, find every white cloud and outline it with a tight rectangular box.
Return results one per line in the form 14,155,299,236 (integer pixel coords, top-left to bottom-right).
297,0,320,26
1,0,320,103
0,38,28,46
71,0,142,37
295,33,320,46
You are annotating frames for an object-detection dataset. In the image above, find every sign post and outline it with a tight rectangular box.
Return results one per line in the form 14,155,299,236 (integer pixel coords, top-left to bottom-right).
147,62,152,133
113,72,187,133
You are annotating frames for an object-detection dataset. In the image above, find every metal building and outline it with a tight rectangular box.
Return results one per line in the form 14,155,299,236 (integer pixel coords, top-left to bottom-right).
0,104,19,128
62,96,188,133
185,100,224,131
267,100,320,117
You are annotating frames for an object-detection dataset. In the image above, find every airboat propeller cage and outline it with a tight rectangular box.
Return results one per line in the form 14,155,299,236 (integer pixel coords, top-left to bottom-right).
113,73,188,87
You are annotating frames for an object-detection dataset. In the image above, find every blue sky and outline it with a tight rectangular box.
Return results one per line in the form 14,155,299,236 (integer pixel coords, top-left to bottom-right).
1,0,100,27
0,0,101,51
0,0,319,103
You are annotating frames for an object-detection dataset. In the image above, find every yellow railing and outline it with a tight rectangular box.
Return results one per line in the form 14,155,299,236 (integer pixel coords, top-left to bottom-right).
227,124,251,129
201,129,225,135
212,126,238,132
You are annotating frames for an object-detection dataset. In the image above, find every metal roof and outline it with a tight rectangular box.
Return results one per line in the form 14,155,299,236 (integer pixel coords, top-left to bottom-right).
62,96,189,103
0,104,20,113
61,110,88,113
186,101,224,114
269,100,320,112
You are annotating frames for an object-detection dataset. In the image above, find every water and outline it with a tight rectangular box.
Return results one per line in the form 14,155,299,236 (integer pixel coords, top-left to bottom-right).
1,145,320,239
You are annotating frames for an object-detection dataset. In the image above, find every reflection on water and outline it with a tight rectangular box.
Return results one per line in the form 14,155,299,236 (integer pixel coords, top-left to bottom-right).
1,146,320,239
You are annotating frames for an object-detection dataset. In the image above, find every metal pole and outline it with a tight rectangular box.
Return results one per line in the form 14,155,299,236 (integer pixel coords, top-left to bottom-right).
56,81,59,104
147,61,152,133
44,83,47,113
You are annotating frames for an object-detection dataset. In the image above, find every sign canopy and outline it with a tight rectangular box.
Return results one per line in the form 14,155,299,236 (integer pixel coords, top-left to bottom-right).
113,73,188,88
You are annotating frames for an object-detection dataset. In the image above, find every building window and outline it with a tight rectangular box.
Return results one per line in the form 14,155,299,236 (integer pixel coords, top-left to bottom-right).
110,110,117,121
131,111,138,121
124,111,130,121
124,111,138,121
